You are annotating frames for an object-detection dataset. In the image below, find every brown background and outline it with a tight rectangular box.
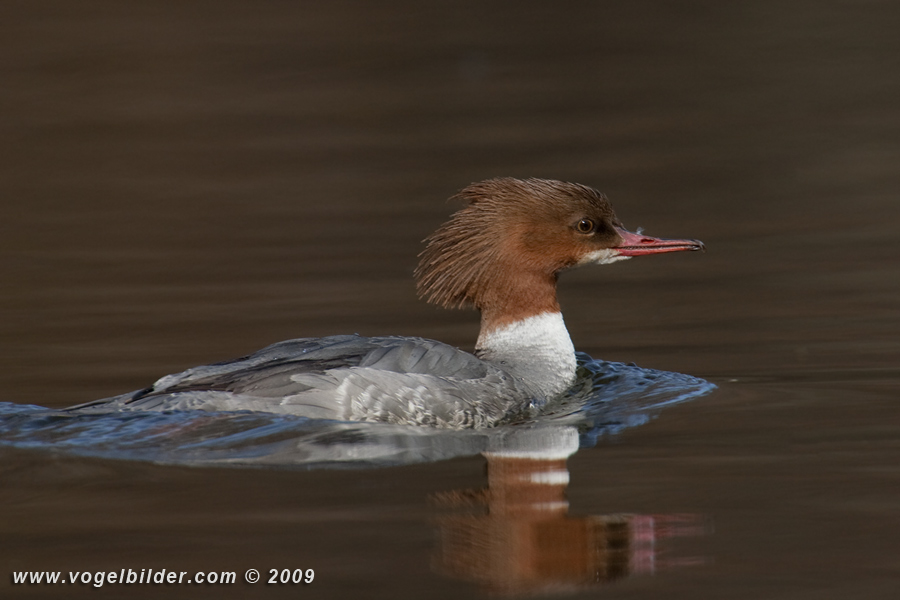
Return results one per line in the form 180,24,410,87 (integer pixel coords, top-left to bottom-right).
1,1,898,598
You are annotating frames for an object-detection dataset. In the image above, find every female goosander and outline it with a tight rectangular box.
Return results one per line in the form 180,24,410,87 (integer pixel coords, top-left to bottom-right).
71,178,704,428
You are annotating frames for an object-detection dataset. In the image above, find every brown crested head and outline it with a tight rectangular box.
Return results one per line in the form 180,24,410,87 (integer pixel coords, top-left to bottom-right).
415,178,625,312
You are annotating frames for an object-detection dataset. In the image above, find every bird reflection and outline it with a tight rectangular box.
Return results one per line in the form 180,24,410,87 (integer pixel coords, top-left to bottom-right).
431,426,709,595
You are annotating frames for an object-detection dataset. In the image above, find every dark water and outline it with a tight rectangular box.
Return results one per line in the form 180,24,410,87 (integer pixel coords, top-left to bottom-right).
0,357,714,467
2,1,899,598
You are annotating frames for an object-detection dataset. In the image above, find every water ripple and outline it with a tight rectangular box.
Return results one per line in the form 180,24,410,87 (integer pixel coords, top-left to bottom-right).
0,355,714,468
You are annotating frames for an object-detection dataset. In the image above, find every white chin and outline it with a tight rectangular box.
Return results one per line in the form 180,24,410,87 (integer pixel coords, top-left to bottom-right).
578,249,632,265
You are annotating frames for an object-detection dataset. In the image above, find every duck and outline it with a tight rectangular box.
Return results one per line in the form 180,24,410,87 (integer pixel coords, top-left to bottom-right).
70,178,704,428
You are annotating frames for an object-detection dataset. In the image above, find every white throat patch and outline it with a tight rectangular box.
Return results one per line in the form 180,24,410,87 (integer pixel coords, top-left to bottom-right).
476,312,577,399
578,248,632,265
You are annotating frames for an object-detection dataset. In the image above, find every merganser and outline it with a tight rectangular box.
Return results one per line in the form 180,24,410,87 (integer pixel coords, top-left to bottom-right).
70,178,704,428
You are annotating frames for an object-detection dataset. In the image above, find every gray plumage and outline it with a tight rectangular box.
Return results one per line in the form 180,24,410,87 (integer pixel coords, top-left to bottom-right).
66,178,704,430
69,335,545,429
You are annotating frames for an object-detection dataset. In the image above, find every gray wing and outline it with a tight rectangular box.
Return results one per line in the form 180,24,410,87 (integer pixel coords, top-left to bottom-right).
68,335,534,428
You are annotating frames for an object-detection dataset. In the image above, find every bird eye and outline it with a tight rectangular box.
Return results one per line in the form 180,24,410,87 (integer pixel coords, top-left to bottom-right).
575,218,596,234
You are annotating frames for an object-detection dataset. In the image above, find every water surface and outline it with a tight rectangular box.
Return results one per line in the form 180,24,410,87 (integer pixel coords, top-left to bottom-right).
2,1,899,598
